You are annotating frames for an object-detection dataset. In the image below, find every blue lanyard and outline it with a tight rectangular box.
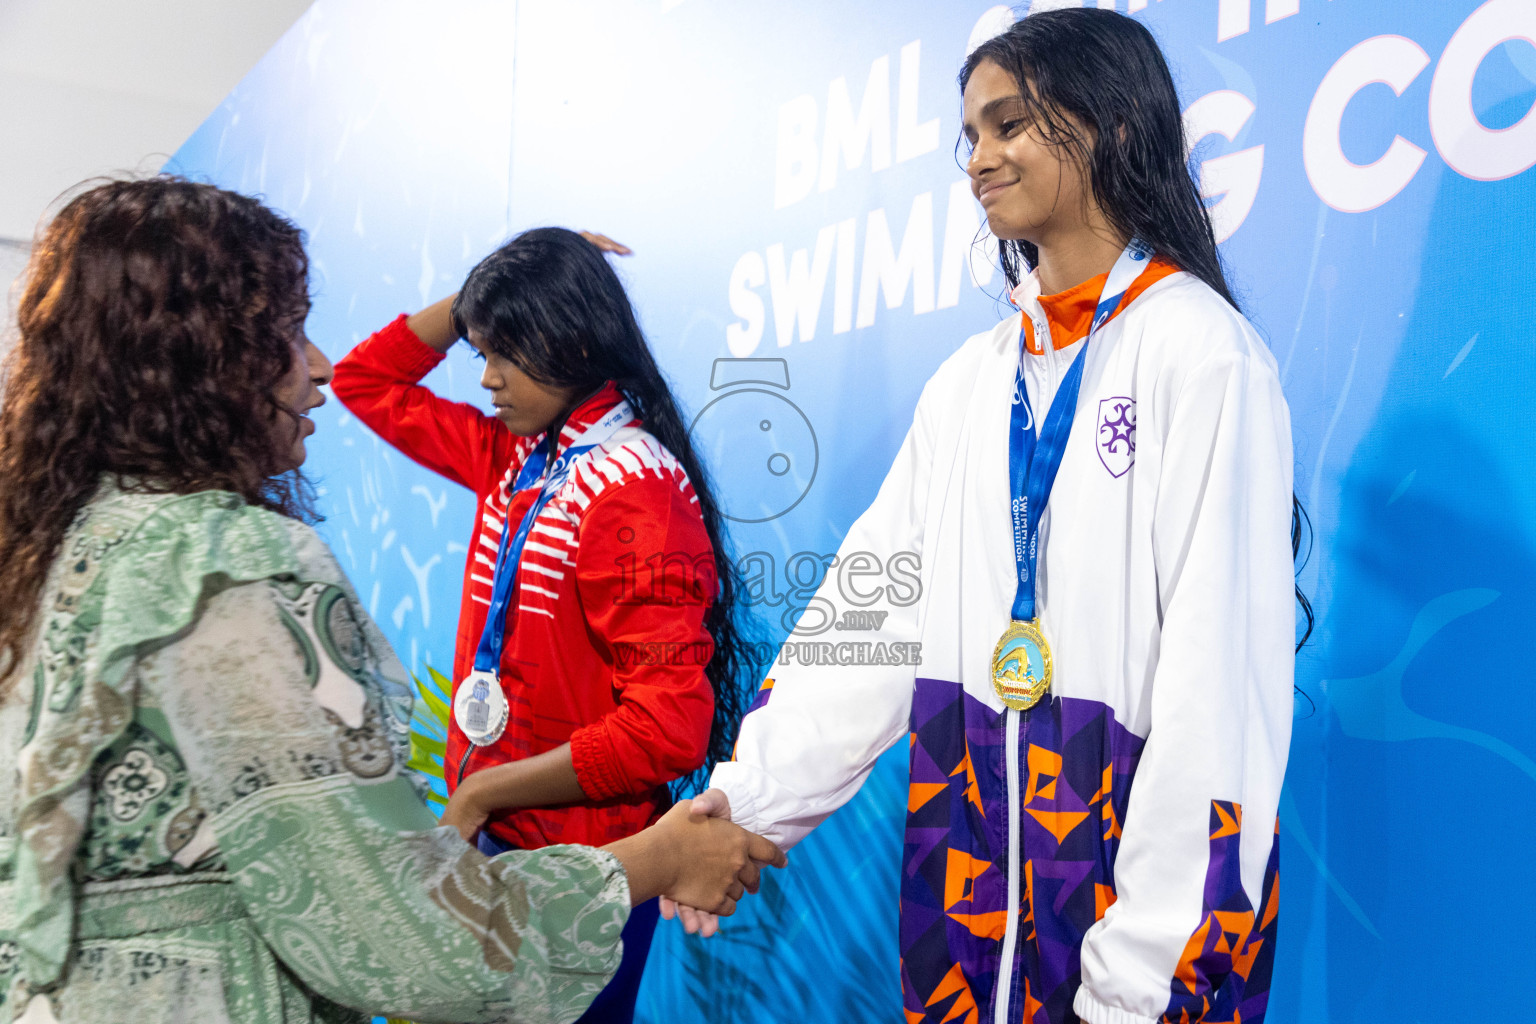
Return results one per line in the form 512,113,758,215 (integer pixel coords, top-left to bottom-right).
472,400,634,674
1008,242,1152,622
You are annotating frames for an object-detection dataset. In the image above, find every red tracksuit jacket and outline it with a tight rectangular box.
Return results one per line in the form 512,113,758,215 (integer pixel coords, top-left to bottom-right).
333,315,716,848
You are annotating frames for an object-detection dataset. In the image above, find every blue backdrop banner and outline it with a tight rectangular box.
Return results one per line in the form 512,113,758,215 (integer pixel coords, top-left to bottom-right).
167,0,1536,1020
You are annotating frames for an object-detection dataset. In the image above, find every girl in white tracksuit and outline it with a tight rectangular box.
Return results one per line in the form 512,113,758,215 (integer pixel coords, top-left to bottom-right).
703,10,1304,1024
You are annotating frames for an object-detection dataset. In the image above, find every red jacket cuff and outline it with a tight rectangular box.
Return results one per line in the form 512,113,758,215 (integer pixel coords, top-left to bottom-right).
569,722,625,802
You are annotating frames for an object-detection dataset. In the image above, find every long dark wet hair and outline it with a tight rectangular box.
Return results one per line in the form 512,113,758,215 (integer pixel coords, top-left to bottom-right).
451,227,750,791
0,177,315,694
962,8,1314,652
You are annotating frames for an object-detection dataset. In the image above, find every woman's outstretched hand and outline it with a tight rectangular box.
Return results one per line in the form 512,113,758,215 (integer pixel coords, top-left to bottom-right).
658,788,732,936
604,789,784,914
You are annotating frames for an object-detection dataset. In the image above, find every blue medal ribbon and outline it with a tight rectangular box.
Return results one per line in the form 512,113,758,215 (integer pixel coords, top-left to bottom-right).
1008,241,1153,622
455,397,632,763
473,399,635,674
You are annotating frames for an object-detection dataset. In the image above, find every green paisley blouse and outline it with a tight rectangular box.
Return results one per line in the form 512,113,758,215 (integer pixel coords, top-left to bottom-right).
0,483,630,1024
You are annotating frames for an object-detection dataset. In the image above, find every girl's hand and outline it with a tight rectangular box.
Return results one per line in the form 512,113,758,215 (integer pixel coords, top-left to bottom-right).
577,231,633,257
654,800,786,915
659,788,732,936
406,232,627,354
605,795,785,912
440,785,490,843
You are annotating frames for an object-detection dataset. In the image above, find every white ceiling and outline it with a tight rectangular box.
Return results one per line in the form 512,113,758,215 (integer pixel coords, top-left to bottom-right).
0,0,315,242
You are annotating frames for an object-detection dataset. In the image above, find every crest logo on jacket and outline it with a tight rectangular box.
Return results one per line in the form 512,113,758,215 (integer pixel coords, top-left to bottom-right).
1097,396,1136,478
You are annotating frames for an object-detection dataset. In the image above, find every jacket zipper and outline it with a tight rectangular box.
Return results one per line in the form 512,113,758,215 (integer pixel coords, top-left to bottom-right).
996,310,1053,1024
994,706,1024,1024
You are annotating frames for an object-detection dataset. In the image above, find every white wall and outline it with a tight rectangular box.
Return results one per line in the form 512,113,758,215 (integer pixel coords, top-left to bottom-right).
0,238,29,359
0,0,315,239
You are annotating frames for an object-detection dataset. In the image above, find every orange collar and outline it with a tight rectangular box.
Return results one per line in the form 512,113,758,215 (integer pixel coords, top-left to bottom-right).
1022,258,1180,355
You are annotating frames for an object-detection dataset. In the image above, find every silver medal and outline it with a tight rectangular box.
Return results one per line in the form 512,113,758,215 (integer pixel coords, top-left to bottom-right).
454,669,508,746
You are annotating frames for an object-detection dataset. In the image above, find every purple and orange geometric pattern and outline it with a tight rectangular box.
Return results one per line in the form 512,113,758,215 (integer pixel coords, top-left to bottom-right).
732,678,776,759
900,677,1150,1024
1163,806,1279,1024
901,677,1010,1024
898,679,1279,1023
745,677,775,717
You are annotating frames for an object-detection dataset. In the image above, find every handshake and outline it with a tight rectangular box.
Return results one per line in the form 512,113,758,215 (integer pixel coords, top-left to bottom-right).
603,789,781,927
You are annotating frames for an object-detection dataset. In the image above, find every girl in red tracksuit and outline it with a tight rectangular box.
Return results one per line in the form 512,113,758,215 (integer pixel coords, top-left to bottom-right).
331,227,750,1024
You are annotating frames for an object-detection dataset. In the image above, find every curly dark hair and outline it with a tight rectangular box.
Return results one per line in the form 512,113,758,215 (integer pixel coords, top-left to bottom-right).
0,176,316,691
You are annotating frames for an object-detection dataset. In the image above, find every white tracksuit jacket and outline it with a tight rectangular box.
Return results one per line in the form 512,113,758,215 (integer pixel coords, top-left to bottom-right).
712,267,1295,1024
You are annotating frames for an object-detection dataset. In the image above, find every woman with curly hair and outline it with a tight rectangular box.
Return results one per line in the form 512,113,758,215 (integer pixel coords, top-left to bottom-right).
0,177,781,1024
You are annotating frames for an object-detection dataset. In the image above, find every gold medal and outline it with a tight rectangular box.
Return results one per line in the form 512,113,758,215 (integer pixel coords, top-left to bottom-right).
991,619,1052,711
